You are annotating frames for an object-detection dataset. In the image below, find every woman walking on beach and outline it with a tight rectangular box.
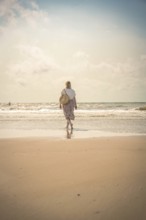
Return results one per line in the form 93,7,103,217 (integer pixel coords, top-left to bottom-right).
60,81,77,129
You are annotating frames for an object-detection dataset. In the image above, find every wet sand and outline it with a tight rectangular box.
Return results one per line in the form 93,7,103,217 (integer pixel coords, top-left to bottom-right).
0,136,146,220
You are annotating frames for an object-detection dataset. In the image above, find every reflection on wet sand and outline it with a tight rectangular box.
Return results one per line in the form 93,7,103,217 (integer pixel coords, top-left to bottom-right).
66,127,73,139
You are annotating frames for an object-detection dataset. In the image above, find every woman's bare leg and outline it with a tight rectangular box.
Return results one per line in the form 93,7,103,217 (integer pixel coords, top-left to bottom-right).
66,119,73,130
70,120,73,130
66,119,70,129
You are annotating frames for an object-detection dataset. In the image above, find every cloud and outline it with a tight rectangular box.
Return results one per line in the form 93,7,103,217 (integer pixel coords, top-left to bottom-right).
0,0,49,34
0,0,146,101
66,55,146,97
7,44,58,86
73,51,89,59
0,0,55,87
0,0,16,17
141,54,146,61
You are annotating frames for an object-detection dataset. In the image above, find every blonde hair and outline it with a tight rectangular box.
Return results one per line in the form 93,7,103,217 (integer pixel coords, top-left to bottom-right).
66,81,71,89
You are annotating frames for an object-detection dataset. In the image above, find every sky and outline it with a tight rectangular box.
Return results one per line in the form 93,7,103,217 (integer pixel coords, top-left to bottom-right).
0,0,146,102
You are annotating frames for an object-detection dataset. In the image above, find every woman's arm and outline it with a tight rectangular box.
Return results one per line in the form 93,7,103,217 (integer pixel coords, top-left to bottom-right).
74,97,77,109
59,91,63,109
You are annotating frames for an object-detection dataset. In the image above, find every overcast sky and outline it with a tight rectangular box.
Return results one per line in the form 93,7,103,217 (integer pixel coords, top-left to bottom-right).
0,0,146,102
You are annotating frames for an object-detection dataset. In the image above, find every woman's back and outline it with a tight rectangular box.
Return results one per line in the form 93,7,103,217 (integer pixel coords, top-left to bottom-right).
62,88,75,100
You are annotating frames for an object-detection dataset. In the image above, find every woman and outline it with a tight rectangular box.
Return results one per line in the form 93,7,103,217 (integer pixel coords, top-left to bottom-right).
60,81,77,129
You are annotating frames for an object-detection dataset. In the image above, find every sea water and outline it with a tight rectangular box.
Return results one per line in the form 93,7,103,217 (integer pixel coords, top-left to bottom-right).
0,102,146,138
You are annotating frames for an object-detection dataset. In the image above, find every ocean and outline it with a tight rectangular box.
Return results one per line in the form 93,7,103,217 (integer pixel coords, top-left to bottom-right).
0,102,146,138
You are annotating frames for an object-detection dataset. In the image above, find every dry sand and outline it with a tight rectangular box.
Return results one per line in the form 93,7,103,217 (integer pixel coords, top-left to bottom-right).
0,136,146,220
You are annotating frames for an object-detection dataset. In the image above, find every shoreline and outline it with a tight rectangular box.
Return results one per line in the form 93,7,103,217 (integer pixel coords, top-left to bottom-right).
0,128,146,140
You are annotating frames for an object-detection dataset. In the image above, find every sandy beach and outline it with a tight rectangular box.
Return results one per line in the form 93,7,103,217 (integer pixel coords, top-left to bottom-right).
0,136,146,220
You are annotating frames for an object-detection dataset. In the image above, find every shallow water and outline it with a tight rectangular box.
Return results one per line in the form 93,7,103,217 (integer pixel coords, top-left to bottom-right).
0,102,146,138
